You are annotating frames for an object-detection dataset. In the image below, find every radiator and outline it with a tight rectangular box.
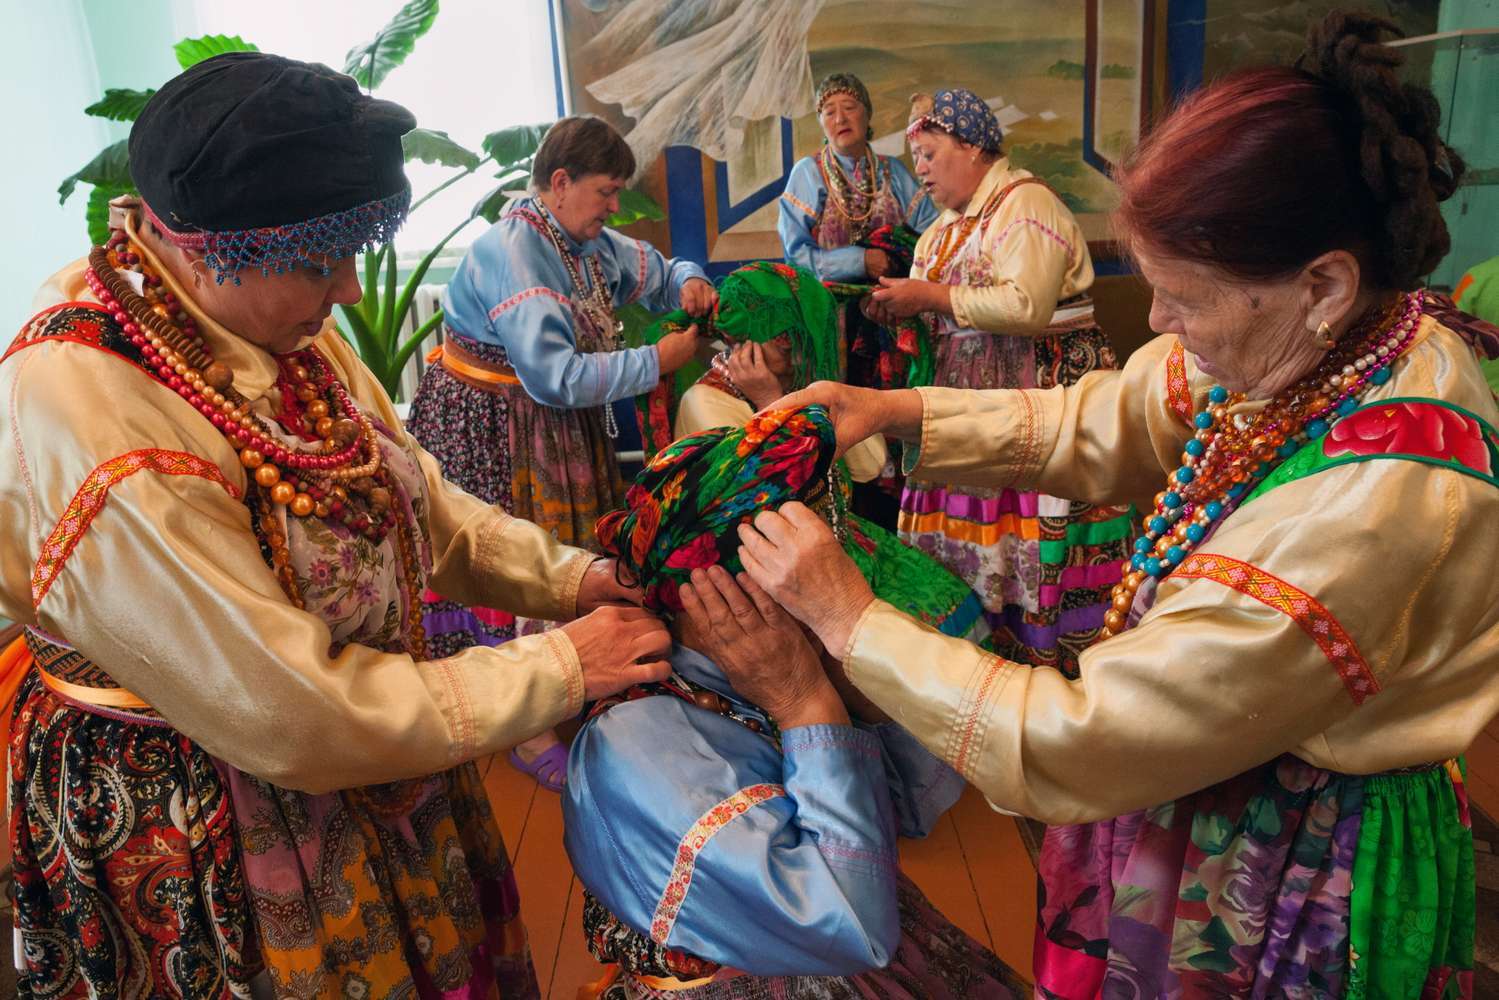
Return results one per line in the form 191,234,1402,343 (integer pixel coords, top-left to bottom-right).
393,282,448,406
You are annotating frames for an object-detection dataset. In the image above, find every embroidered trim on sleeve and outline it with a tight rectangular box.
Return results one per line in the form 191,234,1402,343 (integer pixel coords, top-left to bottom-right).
486,286,572,321
651,783,786,944
33,449,240,608
1174,553,1380,704
780,191,817,221
994,217,1073,257
944,653,1011,779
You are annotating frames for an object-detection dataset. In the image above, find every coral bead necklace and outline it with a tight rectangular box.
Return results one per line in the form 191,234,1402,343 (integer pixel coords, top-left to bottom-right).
87,230,429,654
1101,290,1424,638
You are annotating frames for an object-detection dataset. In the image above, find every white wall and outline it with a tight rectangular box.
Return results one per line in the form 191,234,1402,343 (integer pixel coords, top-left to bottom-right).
3,1,112,327
2,0,557,328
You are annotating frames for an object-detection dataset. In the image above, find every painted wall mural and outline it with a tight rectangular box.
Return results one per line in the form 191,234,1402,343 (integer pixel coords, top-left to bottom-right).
557,0,1436,273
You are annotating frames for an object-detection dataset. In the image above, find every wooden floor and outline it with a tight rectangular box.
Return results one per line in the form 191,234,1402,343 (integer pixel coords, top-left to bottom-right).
485,718,1499,999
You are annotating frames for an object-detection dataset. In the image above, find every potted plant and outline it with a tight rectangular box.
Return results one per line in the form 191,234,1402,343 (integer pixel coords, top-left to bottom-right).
56,0,663,399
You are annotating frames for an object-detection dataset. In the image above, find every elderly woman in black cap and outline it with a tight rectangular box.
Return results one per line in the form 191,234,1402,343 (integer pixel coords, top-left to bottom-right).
0,52,671,999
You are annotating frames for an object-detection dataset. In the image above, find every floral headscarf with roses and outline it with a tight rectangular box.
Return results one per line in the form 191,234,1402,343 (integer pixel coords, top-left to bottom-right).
596,405,836,613
596,404,991,647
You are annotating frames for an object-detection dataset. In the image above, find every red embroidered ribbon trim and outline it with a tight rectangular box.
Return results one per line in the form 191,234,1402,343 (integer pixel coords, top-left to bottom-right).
32,449,241,608
1174,553,1380,704
650,783,786,944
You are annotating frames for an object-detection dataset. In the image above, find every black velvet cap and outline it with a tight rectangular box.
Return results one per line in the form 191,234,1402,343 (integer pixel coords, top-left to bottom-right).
130,51,416,236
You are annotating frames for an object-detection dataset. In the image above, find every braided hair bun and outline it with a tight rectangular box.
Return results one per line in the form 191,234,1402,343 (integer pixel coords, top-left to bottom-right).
1298,11,1467,288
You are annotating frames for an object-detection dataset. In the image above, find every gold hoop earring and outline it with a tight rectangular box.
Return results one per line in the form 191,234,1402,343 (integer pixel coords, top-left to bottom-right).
1313,321,1336,349
190,260,208,289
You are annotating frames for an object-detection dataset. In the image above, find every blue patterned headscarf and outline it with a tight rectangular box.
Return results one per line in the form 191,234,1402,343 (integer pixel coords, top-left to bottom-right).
905,88,1003,153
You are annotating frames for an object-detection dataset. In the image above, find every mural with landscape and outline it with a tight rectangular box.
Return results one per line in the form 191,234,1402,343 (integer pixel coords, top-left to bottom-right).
559,1,1450,262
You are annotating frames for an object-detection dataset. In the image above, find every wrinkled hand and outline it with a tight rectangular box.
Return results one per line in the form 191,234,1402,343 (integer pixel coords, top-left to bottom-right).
770,380,922,457
863,248,893,281
680,277,718,318
560,605,672,701
737,502,875,656
575,557,643,615
870,276,942,319
679,565,848,728
725,342,785,410
860,293,898,327
656,323,701,374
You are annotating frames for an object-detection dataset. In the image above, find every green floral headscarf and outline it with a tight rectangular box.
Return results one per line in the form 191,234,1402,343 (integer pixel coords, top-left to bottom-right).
597,404,990,647
597,405,835,613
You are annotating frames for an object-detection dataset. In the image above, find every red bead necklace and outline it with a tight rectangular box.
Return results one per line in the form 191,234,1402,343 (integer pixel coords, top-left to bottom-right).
87,231,429,655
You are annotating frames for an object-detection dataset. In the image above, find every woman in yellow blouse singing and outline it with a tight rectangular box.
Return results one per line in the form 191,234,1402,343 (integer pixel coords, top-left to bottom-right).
724,14,1497,999
866,87,1134,679
0,52,669,999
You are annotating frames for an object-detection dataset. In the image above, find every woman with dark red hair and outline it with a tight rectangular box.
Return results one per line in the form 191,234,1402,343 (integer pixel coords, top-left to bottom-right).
717,12,1498,997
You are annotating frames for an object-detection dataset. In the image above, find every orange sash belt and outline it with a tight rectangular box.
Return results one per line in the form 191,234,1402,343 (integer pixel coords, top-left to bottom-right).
38,667,153,710
427,341,522,391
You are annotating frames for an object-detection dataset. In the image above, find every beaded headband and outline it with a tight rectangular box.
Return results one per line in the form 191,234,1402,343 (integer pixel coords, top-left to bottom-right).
904,88,1003,152
142,187,410,285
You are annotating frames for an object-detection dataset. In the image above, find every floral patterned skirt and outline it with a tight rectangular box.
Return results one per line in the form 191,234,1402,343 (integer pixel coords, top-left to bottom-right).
592,875,1031,999
898,326,1135,677
226,761,539,999
1036,755,1475,999
407,331,625,652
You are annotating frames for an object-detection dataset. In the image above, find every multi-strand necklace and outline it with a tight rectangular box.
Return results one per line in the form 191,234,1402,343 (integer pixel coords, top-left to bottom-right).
818,143,882,230
1101,290,1424,638
87,229,428,655
535,206,625,437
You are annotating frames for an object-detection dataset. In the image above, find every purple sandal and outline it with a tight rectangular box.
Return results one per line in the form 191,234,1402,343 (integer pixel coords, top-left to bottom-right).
509,743,568,792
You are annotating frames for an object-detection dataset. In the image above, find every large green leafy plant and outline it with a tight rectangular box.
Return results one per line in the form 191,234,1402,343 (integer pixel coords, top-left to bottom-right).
58,0,664,399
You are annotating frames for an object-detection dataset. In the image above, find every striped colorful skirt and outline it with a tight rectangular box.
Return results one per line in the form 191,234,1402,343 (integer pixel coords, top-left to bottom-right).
898,324,1134,677
1036,755,1475,998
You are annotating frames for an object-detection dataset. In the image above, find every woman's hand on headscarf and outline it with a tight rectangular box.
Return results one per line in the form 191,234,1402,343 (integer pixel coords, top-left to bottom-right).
560,605,673,700
870,276,948,319
680,277,719,318
726,342,784,410
768,381,923,456
680,565,849,729
737,503,875,656
576,557,644,614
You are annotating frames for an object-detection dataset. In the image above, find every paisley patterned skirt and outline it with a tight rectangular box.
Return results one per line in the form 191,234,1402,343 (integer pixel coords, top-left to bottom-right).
9,659,542,1000
9,668,260,999
899,325,1135,678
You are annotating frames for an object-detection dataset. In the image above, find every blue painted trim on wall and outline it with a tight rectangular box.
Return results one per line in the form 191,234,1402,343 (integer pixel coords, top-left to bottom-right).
1166,0,1206,101
665,145,710,265
714,117,795,230
547,1,566,118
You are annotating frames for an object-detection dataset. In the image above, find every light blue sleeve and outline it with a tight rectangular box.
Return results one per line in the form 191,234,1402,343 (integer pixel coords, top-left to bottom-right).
863,720,965,838
445,219,660,408
599,227,707,315
778,155,867,281
564,702,900,977
887,157,938,233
